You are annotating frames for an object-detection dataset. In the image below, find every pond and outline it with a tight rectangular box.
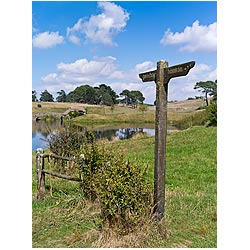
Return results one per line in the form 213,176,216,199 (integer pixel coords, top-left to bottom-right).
32,119,177,151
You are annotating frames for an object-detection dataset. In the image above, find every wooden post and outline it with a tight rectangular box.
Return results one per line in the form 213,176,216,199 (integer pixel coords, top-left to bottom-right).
36,148,45,199
154,60,168,221
139,60,195,221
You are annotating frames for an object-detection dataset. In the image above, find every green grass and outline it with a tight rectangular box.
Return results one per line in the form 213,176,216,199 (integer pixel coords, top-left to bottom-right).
32,126,216,247
73,105,156,124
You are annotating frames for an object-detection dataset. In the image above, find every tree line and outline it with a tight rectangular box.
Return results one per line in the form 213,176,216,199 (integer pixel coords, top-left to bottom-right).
33,80,217,109
32,84,145,106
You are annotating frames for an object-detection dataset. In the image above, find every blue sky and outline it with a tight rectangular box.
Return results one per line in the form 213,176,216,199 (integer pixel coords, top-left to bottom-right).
32,1,217,103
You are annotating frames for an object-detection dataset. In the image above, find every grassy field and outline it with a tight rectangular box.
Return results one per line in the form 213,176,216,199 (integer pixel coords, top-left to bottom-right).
32,99,205,124
32,126,217,247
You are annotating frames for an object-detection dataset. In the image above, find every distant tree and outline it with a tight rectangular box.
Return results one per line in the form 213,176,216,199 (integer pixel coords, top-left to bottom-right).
119,89,130,105
56,90,67,102
129,90,145,105
32,90,38,102
66,85,97,104
102,92,113,106
95,84,118,105
211,80,217,103
193,80,217,126
40,89,54,102
98,84,118,104
119,89,145,107
194,80,217,106
195,96,203,99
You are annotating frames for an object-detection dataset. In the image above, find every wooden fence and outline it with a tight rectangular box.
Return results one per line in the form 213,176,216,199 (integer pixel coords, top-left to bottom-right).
36,148,82,199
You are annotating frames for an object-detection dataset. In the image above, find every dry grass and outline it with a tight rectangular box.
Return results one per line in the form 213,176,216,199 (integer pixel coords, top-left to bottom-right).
93,218,169,248
32,99,204,123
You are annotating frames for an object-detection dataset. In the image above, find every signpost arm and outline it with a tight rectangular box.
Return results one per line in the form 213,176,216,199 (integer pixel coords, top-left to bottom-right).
154,60,169,221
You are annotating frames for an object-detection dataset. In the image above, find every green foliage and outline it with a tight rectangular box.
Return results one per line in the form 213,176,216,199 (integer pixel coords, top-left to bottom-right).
175,110,208,130
76,139,152,233
119,89,145,105
66,85,97,104
32,90,38,102
93,157,151,234
40,89,54,102
47,126,86,157
194,80,217,106
206,103,217,126
65,84,118,105
69,110,84,118
95,84,118,105
47,127,152,233
56,90,67,102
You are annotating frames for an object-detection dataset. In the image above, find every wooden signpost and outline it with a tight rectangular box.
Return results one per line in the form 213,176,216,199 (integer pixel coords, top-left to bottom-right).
139,60,195,221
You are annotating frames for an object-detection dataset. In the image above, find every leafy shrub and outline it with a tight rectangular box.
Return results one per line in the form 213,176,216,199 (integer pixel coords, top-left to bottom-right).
206,102,217,126
93,157,152,234
76,143,152,233
76,132,109,200
47,126,87,157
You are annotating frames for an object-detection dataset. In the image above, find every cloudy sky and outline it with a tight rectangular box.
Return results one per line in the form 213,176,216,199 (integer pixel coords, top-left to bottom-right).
32,1,217,103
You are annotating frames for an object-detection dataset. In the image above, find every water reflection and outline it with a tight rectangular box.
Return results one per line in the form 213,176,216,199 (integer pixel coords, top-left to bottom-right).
32,120,174,151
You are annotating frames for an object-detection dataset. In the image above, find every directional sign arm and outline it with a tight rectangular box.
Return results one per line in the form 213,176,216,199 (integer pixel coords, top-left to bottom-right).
164,61,195,81
139,70,157,82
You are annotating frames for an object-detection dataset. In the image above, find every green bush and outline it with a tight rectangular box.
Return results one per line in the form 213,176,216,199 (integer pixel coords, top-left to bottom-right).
76,142,152,233
93,157,152,234
69,110,84,118
47,126,87,157
206,102,217,126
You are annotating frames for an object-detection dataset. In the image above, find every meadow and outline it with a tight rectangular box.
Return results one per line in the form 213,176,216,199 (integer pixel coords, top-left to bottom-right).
32,126,217,248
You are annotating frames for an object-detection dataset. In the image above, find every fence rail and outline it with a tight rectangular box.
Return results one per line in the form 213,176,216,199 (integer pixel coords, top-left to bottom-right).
36,148,82,199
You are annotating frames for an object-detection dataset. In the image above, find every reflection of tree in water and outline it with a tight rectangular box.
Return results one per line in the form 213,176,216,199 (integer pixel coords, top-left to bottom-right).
32,119,64,138
33,120,155,150
94,129,117,141
116,128,144,139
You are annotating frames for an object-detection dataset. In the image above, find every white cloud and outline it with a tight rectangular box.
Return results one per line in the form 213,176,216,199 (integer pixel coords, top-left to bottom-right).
134,61,155,72
68,35,81,45
32,31,64,49
67,2,129,45
160,20,217,52
66,18,84,35
57,56,117,77
41,56,123,88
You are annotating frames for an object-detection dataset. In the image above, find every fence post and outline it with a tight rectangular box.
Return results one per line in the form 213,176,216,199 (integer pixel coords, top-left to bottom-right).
36,148,45,199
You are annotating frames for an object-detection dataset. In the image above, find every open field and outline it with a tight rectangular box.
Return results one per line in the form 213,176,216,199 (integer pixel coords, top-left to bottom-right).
32,126,216,248
32,99,205,124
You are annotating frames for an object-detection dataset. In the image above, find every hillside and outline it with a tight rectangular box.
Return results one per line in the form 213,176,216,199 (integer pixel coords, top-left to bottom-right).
32,99,205,124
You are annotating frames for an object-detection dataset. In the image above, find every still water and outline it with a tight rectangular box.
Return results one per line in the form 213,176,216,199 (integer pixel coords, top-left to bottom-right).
32,120,175,151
